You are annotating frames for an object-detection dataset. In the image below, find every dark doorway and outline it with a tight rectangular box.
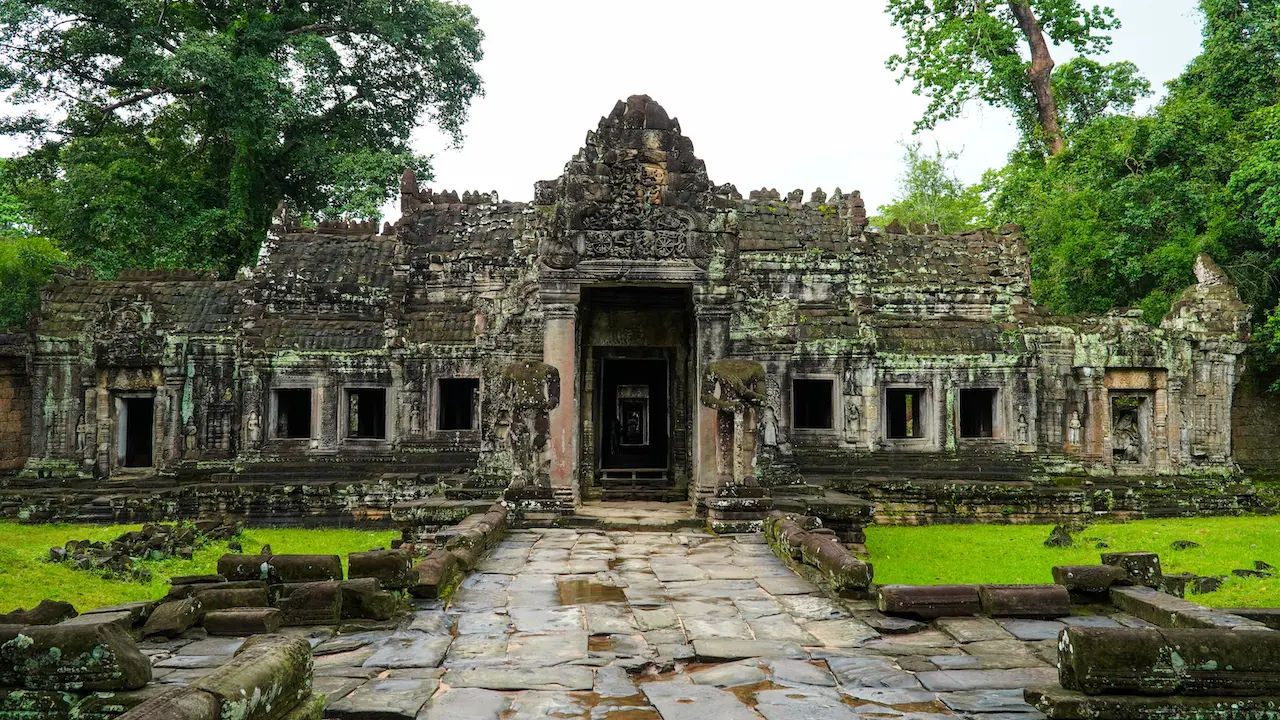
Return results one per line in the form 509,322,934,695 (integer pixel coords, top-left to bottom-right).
347,388,387,439
600,358,669,471
121,397,154,467
793,379,835,429
886,388,926,439
438,378,479,431
275,389,312,439
959,388,997,438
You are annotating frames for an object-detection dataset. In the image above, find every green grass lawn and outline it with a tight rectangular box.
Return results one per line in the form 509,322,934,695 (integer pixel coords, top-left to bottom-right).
0,522,400,614
865,516,1280,608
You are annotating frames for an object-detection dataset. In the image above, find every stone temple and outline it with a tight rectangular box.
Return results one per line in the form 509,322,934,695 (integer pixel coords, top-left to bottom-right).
0,94,1275,526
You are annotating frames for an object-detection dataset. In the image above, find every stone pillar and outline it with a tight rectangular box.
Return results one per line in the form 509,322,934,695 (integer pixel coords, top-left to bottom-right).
693,301,731,506
542,291,580,507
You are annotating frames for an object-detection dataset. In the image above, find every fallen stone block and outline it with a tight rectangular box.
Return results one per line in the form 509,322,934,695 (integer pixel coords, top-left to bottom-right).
141,597,203,638
60,609,136,632
1110,586,1272,630
339,578,399,621
81,600,157,626
1026,685,1280,720
979,585,1070,619
408,550,459,599
347,549,414,590
1052,565,1129,595
1060,626,1280,696
1157,572,1196,598
0,688,76,719
267,554,343,584
274,581,342,626
167,579,267,601
202,608,283,636
68,684,172,720
0,621,152,691
0,599,78,626
191,587,270,615
798,533,873,591
116,687,215,720
169,574,226,586
217,552,271,582
194,634,313,720
1101,551,1162,587
877,584,982,619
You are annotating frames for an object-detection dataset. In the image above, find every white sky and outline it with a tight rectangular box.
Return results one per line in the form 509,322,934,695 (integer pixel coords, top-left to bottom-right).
410,0,1206,216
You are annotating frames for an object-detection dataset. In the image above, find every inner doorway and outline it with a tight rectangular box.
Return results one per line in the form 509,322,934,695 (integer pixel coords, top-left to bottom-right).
580,285,691,502
600,358,669,470
117,395,155,468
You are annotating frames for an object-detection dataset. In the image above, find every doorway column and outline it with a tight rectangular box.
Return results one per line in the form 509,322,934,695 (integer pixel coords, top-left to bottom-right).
692,294,732,507
543,286,581,507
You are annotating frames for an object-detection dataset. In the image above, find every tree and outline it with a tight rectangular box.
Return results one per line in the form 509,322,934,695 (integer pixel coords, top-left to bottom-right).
0,0,483,275
0,159,65,327
885,0,1147,156
872,141,990,233
985,0,1280,326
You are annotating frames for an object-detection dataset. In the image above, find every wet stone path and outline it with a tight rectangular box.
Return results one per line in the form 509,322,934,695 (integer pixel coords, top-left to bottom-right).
144,528,1083,718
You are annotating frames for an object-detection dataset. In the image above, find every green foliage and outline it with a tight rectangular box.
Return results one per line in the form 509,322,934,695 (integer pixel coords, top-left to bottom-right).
0,522,399,613
0,235,65,327
979,0,1280,338
885,0,1142,150
0,0,482,275
866,516,1280,608
872,141,990,233
1052,57,1151,134
0,159,64,327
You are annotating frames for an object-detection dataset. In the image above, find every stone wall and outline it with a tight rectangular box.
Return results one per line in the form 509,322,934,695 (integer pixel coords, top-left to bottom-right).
4,95,1267,524
0,332,29,471
1232,369,1280,479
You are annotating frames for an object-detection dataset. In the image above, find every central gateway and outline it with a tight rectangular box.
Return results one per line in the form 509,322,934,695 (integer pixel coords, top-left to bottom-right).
581,287,691,501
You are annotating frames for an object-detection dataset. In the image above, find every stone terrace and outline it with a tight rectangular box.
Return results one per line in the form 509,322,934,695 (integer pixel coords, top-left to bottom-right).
136,528,1166,719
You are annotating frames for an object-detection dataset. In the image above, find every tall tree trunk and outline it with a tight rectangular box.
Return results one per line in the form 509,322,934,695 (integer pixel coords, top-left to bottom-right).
1008,2,1065,155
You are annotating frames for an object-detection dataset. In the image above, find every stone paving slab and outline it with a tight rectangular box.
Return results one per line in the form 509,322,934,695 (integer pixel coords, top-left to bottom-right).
443,666,595,690
362,633,451,669
419,687,510,720
642,681,761,720
325,677,438,719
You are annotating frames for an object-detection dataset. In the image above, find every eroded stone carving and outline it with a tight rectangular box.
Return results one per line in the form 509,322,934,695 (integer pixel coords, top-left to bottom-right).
496,361,561,493
701,359,765,486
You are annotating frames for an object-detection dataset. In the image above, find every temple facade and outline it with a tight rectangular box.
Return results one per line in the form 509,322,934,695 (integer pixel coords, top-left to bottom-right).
0,95,1266,524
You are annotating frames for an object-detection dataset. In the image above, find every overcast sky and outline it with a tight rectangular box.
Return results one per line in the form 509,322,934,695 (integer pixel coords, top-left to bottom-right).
409,0,1205,217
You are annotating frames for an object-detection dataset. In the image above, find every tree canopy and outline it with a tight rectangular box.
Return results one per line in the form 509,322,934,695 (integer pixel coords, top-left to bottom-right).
0,159,64,327
872,141,989,233
888,0,1280,377
886,0,1147,155
0,0,484,276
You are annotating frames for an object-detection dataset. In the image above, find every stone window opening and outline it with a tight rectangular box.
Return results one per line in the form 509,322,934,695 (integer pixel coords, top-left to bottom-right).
438,378,479,431
959,388,998,439
886,388,927,439
115,393,155,468
793,379,835,430
1111,393,1151,465
273,388,312,439
346,388,387,439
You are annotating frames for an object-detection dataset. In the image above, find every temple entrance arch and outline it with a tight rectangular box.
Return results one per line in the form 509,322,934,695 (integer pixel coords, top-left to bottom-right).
579,286,692,500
